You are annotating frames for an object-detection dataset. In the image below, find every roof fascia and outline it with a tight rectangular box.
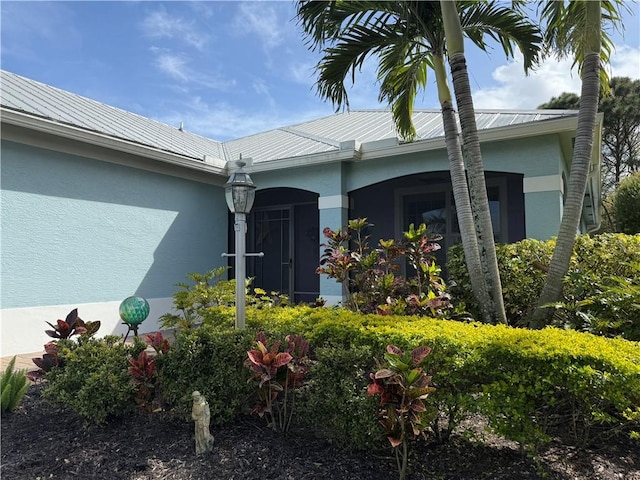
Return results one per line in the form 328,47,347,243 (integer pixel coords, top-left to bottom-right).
1,108,228,179
246,145,361,173
358,115,580,160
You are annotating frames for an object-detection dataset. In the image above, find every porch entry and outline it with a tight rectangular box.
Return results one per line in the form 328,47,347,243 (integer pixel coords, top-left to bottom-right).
349,171,524,273
246,189,320,304
400,182,505,268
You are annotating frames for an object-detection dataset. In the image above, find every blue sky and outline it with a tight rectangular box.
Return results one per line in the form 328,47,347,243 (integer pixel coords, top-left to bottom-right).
1,1,639,141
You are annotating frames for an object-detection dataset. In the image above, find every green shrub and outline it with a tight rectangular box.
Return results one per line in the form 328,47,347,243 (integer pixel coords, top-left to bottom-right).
158,326,255,424
159,267,289,330
43,336,144,425
448,233,640,338
297,345,382,451
159,267,235,330
241,305,640,449
615,173,640,234
1,357,30,414
448,239,554,325
478,327,640,448
161,291,639,451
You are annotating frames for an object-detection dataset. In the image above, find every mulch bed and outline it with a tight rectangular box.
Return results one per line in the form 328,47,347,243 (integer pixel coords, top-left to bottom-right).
1,385,638,480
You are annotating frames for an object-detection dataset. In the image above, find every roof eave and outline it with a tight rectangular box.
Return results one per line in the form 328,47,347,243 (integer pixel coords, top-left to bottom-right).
1,108,228,177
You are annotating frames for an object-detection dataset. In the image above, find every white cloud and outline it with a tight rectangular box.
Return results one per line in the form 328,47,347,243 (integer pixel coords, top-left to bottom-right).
252,78,277,109
233,2,284,50
472,53,581,110
609,44,640,80
289,61,317,85
141,8,209,50
155,52,189,81
148,47,236,90
471,42,640,110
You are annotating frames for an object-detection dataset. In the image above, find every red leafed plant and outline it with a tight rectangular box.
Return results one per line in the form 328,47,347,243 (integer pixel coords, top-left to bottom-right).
128,332,170,412
368,344,437,480
245,331,310,432
31,309,101,381
144,331,170,355
45,308,100,340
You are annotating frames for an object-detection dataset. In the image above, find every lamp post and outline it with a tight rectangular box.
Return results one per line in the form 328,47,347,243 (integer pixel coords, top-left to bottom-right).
223,159,260,329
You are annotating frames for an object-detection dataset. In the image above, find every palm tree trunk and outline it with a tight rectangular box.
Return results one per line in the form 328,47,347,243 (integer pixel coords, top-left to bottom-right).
433,54,493,323
440,0,507,325
530,1,602,328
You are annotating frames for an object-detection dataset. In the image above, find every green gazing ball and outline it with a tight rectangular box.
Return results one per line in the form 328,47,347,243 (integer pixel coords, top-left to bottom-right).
119,296,150,325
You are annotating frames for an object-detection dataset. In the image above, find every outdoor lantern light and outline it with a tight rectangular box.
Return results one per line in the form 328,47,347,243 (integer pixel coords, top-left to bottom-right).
224,160,256,214
119,296,150,341
223,158,262,329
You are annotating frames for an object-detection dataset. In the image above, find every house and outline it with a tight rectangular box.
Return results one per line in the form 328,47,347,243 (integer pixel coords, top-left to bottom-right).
0,70,602,356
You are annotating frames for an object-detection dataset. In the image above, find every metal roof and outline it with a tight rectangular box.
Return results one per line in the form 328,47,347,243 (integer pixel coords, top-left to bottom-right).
0,70,225,162
1,70,578,167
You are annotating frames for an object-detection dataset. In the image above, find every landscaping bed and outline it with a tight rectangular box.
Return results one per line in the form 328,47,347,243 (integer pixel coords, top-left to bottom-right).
1,385,638,480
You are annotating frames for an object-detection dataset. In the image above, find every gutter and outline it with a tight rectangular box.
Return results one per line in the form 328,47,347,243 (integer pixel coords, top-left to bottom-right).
1,108,228,178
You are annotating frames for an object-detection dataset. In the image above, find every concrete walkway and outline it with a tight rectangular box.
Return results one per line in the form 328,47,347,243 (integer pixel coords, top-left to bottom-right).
0,349,43,374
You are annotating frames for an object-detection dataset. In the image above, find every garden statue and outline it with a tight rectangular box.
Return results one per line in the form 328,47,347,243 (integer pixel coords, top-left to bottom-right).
191,391,214,455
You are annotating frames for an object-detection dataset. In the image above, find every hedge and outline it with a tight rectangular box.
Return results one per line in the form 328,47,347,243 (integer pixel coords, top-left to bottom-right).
189,305,640,450
447,233,640,338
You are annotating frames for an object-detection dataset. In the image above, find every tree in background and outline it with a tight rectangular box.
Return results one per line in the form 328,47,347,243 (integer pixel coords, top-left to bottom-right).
296,0,541,324
600,77,640,193
614,172,640,234
539,77,640,196
530,0,625,328
538,92,581,110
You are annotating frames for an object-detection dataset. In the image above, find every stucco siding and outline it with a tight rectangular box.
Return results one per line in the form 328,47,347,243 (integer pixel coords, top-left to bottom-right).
253,163,345,197
524,191,563,240
346,149,450,192
481,135,563,177
1,140,228,309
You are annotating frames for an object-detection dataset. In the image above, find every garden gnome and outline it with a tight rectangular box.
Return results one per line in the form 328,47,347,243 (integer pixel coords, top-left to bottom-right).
191,391,214,455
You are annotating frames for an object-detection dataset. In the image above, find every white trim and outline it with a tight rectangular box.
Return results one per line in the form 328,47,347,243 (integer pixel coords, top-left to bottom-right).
523,174,563,193
318,195,349,210
1,297,174,357
1,110,228,182
356,116,580,161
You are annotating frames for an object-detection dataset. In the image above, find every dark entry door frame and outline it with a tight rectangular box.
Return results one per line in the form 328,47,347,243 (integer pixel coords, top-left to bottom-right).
248,205,293,299
246,198,319,304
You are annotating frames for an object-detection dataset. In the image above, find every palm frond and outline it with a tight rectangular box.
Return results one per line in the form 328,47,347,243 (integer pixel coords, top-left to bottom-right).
316,21,405,110
378,43,431,140
459,1,542,72
540,0,625,91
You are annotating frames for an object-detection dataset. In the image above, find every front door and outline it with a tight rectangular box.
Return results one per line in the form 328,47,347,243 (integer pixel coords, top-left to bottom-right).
248,202,320,304
250,208,293,298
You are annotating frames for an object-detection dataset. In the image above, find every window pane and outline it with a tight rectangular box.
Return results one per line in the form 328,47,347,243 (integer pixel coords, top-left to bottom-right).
404,192,447,235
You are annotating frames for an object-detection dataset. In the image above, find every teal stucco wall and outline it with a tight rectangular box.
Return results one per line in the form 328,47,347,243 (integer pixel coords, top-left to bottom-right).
1,140,228,309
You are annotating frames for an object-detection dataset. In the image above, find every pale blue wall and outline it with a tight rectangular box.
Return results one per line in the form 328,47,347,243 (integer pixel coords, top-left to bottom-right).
346,135,563,193
524,191,563,240
481,136,562,176
254,163,345,197
1,140,228,308
346,150,451,192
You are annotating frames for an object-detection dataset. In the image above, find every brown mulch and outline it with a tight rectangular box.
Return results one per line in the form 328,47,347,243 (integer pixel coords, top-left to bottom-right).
1,385,638,480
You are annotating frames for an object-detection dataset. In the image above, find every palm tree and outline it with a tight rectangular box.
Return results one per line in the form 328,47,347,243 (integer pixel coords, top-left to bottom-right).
530,0,625,327
296,0,541,324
